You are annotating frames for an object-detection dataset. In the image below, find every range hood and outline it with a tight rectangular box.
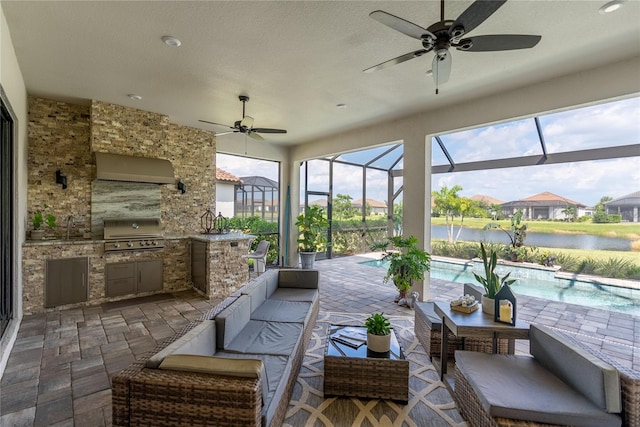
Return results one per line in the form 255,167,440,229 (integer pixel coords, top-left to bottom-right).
95,152,174,184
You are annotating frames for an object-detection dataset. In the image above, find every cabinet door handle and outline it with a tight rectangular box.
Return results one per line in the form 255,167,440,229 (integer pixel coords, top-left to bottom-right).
139,271,142,284
82,273,85,288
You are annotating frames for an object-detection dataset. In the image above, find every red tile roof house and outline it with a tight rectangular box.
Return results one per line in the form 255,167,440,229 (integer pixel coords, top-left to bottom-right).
500,191,590,220
215,168,242,218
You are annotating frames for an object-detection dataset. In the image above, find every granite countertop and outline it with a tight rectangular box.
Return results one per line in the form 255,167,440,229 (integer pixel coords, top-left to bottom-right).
24,232,255,246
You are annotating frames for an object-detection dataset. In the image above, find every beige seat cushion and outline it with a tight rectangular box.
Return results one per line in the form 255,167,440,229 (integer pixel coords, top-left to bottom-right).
159,354,263,378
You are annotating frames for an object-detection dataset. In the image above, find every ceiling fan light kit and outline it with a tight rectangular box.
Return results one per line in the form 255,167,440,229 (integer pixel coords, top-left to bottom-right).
599,0,624,14
199,95,287,141
364,0,542,94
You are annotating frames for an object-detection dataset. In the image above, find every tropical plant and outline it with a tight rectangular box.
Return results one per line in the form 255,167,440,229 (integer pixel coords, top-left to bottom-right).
296,205,329,252
370,235,430,291
364,312,390,336
432,185,481,244
473,242,516,298
485,209,528,260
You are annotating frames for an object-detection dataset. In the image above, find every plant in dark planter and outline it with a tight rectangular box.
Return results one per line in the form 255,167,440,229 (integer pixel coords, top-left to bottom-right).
473,242,516,315
31,206,56,240
296,205,329,269
484,209,528,262
364,312,391,353
370,235,431,303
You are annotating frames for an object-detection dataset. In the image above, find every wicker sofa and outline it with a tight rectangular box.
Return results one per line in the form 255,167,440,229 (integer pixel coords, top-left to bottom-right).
454,324,640,427
112,268,320,427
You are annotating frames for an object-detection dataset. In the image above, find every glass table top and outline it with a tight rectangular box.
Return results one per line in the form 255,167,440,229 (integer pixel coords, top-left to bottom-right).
325,325,404,360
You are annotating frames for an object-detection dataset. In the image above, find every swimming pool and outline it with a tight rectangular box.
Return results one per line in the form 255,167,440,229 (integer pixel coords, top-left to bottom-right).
359,258,640,317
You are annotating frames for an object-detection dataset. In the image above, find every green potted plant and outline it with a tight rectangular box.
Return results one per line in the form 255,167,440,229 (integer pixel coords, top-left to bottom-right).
295,205,329,269
31,206,56,240
370,235,430,303
473,242,516,315
364,312,391,353
484,209,528,261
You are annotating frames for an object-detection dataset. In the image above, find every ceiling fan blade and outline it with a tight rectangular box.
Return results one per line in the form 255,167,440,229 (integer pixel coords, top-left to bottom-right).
252,128,287,134
215,131,236,136
364,49,429,73
369,10,434,40
459,34,542,52
432,50,451,86
450,0,506,36
199,119,233,129
248,132,264,141
240,116,254,128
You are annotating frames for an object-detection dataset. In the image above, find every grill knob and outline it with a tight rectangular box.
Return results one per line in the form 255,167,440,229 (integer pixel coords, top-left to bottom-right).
113,242,120,248
127,241,134,248
152,241,158,246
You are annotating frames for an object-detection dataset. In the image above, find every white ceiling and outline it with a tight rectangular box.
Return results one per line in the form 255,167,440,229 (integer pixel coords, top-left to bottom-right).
3,0,639,146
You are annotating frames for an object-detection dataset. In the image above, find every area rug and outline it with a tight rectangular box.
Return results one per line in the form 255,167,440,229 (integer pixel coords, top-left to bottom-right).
283,311,466,427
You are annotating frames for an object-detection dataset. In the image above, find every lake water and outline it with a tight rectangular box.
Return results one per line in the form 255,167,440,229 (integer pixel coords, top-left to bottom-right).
431,225,633,250
360,258,640,316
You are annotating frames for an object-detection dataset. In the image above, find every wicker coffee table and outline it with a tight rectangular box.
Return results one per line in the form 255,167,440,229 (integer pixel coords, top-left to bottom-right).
323,325,409,403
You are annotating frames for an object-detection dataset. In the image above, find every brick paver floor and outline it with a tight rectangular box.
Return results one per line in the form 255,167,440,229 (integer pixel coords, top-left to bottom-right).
1,255,638,426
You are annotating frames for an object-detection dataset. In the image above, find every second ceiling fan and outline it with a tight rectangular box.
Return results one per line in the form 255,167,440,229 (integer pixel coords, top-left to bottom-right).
200,95,287,141
364,0,542,93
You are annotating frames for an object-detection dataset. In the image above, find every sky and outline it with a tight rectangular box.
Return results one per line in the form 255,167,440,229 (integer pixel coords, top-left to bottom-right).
217,97,640,208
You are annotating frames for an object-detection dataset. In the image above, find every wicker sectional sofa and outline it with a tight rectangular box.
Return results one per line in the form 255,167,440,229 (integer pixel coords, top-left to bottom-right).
112,268,320,427
454,324,640,427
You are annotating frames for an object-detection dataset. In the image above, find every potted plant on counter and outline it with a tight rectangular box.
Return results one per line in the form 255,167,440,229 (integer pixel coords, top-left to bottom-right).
473,242,516,315
296,205,329,269
31,206,56,240
365,312,391,353
370,235,430,303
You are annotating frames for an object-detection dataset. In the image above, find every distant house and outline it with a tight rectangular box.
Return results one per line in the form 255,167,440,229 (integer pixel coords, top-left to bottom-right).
605,191,640,222
215,168,242,217
352,198,387,215
500,191,589,220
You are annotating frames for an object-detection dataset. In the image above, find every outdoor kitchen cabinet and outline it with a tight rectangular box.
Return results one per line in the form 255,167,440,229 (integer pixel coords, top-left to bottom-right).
45,257,88,308
106,259,163,297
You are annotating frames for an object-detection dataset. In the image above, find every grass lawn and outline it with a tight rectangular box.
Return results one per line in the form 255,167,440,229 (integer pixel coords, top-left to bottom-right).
430,217,640,241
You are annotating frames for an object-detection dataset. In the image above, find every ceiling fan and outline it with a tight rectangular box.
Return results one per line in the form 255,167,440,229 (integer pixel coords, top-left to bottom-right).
364,0,541,93
199,95,287,141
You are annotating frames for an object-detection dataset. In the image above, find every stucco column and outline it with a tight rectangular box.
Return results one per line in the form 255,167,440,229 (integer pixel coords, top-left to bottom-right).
280,157,301,267
402,132,432,301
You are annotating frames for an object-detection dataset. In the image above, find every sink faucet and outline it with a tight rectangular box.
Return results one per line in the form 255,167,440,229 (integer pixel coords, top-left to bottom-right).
66,216,74,240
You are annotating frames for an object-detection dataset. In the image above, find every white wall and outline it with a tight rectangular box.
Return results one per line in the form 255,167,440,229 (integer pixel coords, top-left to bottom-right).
0,3,28,378
215,182,236,218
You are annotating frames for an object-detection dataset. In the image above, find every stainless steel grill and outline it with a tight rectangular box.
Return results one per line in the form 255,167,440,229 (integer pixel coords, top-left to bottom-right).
103,218,165,251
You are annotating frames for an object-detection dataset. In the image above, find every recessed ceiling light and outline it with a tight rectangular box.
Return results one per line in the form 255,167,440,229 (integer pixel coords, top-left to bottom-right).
599,0,624,14
336,103,347,109
426,70,433,76
128,94,142,101
162,36,182,47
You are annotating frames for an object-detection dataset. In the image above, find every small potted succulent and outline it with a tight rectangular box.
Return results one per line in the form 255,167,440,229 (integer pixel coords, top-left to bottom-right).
31,206,56,240
364,312,391,353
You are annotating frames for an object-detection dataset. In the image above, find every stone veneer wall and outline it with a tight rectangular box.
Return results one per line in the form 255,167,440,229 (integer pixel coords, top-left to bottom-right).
206,239,250,299
27,97,92,237
23,97,229,313
90,100,216,235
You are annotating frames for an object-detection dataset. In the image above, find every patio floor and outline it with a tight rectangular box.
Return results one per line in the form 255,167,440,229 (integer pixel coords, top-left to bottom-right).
1,254,638,426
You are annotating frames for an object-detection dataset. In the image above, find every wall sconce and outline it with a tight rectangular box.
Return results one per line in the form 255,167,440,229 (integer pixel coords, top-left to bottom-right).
56,170,67,189
177,180,186,194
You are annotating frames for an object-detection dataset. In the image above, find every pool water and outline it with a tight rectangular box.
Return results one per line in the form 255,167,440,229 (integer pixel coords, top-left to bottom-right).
359,259,640,317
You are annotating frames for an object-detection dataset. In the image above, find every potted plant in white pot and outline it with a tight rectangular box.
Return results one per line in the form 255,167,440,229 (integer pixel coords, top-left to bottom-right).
295,205,329,269
364,312,391,353
473,242,516,315
370,235,430,303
